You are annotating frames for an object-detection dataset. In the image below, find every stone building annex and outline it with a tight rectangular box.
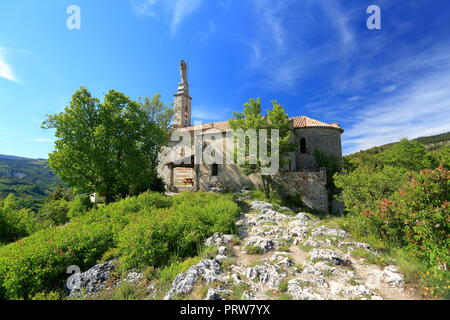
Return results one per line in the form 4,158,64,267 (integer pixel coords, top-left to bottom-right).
157,61,344,213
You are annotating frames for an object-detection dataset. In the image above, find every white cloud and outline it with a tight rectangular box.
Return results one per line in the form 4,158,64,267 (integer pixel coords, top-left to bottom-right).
245,0,356,91
130,0,203,35
35,138,53,143
171,0,203,34
343,67,450,154
130,0,159,17
0,47,20,83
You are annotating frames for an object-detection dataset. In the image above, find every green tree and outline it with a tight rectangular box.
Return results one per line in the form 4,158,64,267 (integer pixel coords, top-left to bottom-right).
334,165,409,215
139,94,174,132
380,138,435,171
42,87,169,203
432,144,450,169
229,98,296,199
0,194,38,244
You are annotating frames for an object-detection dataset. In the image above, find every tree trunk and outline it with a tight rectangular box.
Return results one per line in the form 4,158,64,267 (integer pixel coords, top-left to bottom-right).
105,193,114,204
262,175,270,199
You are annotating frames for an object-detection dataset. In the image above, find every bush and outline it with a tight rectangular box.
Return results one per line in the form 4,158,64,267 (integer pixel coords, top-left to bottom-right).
0,191,171,300
364,166,449,268
68,196,94,219
117,193,239,270
0,221,113,300
334,165,408,215
38,199,71,226
0,194,38,244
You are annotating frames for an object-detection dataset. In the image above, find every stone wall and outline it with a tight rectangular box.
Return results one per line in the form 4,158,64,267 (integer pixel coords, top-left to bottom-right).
272,169,328,213
198,163,262,191
293,127,342,170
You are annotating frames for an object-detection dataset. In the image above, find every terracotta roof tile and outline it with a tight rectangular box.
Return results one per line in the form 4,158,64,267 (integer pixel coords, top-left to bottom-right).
289,116,343,131
179,116,342,132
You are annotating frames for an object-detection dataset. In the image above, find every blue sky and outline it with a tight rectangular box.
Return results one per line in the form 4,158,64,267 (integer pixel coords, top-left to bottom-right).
1,0,450,158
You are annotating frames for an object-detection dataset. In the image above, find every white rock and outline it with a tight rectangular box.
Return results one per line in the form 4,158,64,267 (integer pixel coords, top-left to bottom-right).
287,278,322,300
204,233,234,247
164,259,223,300
383,265,404,288
309,249,352,266
250,201,274,211
312,226,348,238
244,236,276,253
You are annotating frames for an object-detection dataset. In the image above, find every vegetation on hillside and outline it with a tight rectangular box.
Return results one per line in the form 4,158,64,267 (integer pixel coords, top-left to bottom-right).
0,155,60,211
333,138,449,298
0,192,239,300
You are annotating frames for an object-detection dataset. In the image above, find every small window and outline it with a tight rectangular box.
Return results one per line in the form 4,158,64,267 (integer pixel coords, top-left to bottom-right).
300,138,306,153
212,163,219,176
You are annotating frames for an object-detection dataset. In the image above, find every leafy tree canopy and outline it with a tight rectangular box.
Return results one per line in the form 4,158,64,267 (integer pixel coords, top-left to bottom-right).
229,98,296,198
42,87,171,202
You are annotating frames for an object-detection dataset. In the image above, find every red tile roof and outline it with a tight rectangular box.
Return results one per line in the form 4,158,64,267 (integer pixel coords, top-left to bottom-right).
289,116,343,131
179,116,343,133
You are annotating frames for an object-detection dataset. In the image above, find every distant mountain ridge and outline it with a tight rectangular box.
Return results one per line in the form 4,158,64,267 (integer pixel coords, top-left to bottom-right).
348,131,450,156
0,155,60,209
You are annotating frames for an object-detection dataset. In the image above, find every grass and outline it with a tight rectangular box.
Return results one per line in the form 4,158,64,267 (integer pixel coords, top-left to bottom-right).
244,245,264,255
111,281,148,300
221,257,237,271
278,280,288,292
225,282,251,300
279,293,293,300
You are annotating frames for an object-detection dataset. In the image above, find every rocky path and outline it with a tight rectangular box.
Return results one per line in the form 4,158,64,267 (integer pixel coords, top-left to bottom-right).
164,199,422,300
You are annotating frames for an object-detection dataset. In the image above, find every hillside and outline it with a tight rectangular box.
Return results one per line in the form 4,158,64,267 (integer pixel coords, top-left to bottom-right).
0,154,60,209
346,131,450,158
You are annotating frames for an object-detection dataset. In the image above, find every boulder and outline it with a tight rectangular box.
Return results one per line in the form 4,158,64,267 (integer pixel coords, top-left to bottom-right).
312,226,348,238
67,261,115,296
250,201,274,211
204,233,234,247
164,259,223,300
309,249,352,266
243,236,276,253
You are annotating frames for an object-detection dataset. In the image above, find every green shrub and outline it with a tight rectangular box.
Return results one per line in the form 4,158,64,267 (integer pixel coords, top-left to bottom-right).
0,192,170,300
334,165,408,215
0,194,38,244
68,196,94,219
278,280,288,292
244,245,263,255
38,199,71,226
117,193,239,270
0,221,113,300
364,166,449,268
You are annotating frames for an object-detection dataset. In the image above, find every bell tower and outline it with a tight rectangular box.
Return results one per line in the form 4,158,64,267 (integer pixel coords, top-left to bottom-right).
173,60,192,128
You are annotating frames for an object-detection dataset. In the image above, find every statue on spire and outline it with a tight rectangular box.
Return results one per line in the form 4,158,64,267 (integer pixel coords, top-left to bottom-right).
177,59,189,96
180,60,187,84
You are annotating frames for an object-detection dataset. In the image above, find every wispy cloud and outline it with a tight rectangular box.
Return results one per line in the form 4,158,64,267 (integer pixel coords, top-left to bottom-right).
0,47,20,83
35,138,53,143
245,0,356,91
130,0,203,35
130,0,159,17
171,0,203,34
344,68,450,154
